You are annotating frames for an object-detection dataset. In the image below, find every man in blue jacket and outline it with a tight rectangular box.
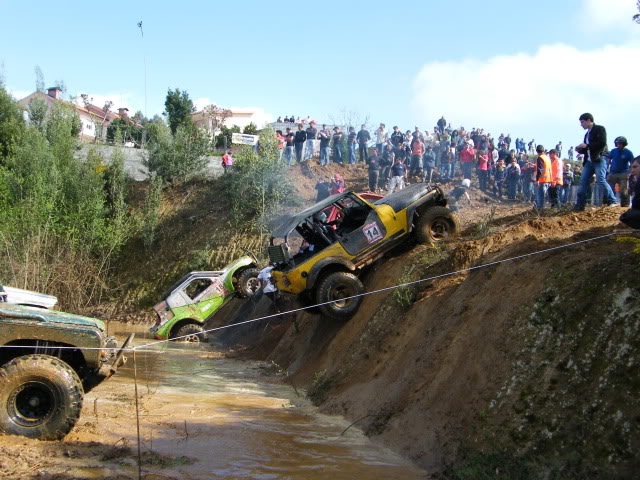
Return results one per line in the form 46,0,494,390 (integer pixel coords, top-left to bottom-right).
574,113,618,210
607,136,634,207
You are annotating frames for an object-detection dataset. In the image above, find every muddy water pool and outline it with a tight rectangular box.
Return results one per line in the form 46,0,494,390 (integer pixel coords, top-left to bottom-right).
80,325,426,479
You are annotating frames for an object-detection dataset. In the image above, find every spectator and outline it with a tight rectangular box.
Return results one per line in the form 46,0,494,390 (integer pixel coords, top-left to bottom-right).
357,124,371,163
476,149,489,191
388,157,407,194
440,145,455,181
276,116,282,123
304,121,317,161
555,141,563,158
528,139,536,155
569,165,581,204
619,157,640,229
521,159,536,203
284,127,295,165
367,148,381,192
568,146,574,161
423,145,436,183
318,125,331,166
332,127,343,164
548,149,563,207
505,154,521,200
294,123,307,163
607,136,634,207
409,136,425,178
413,126,424,142
374,123,388,157
391,126,404,147
504,133,512,149
276,130,285,161
437,116,447,134
460,141,476,180
562,163,574,205
535,144,552,209
347,126,357,164
380,144,395,190
330,173,345,194
221,149,233,174
575,113,618,210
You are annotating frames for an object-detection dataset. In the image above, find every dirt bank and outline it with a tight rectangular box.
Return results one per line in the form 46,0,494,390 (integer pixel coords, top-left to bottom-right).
242,206,639,478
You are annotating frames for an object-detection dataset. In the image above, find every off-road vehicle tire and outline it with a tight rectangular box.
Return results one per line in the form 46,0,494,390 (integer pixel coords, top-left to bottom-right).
173,323,207,343
315,272,364,321
236,268,261,298
0,354,83,440
415,206,460,245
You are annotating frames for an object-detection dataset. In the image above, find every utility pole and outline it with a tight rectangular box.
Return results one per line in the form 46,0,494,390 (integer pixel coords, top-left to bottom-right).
137,21,147,119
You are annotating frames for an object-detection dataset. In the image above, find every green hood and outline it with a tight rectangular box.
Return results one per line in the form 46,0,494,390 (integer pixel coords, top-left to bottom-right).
0,304,106,331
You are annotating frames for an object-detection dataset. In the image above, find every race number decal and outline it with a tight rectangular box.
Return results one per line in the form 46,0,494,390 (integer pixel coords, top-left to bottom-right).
363,222,383,243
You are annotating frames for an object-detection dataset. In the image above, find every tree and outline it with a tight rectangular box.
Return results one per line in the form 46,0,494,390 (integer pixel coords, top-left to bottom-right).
27,97,48,133
163,88,194,135
243,122,258,135
0,88,26,159
53,79,67,98
106,117,143,144
34,65,45,93
221,126,297,230
144,124,211,185
0,61,6,89
216,124,241,148
634,1,640,23
201,104,231,143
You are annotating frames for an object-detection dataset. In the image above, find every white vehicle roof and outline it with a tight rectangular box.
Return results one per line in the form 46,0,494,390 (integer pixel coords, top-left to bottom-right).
0,285,58,309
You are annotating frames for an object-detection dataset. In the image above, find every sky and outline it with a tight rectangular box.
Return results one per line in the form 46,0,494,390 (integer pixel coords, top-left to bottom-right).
1,0,639,151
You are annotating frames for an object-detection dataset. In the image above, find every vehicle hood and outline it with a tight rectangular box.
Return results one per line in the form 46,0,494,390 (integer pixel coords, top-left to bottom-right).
0,304,106,331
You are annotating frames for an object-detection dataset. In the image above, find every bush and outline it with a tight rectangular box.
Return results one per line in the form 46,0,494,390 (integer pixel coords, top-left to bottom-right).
221,126,298,229
144,125,211,185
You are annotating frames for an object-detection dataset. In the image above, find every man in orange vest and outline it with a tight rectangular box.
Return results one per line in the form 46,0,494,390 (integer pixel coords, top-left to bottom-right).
548,148,563,207
535,144,552,209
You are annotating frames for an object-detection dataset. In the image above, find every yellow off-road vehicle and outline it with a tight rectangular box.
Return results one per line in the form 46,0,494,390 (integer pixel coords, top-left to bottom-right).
268,183,459,320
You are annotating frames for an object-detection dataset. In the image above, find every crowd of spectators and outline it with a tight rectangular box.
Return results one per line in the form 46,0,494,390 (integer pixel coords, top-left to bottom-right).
272,115,636,215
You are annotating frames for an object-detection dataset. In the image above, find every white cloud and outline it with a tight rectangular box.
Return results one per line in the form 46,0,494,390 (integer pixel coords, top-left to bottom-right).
579,0,639,33
411,40,640,145
7,88,31,101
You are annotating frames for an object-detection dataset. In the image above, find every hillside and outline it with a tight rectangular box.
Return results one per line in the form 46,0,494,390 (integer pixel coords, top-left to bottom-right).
109,161,638,478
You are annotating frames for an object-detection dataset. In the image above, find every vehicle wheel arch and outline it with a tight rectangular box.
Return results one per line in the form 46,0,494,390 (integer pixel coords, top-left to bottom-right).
0,339,87,378
307,257,357,290
169,318,203,339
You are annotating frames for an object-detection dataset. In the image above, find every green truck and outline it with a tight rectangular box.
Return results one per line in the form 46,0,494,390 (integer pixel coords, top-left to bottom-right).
0,293,133,440
150,254,261,342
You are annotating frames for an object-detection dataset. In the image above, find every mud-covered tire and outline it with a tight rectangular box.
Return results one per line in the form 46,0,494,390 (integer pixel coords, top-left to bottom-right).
415,206,460,244
173,323,207,343
236,268,261,298
0,354,83,440
315,272,364,321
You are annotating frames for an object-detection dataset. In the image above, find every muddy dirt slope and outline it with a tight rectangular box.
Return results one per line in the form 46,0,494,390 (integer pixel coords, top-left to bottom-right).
242,201,639,479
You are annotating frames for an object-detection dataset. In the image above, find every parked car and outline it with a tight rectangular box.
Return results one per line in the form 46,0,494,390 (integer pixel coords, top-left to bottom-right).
0,296,133,440
150,254,261,342
268,183,459,320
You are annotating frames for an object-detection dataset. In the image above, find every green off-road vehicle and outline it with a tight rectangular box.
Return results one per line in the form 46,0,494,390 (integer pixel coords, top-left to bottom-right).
150,254,261,342
0,289,133,440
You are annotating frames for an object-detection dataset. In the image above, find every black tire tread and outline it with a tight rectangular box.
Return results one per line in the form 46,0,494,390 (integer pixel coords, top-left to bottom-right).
0,354,83,440
236,268,261,298
415,206,460,244
174,322,207,342
315,272,364,321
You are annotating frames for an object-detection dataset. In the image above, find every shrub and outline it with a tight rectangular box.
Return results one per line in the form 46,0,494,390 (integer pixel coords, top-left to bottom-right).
144,125,211,185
